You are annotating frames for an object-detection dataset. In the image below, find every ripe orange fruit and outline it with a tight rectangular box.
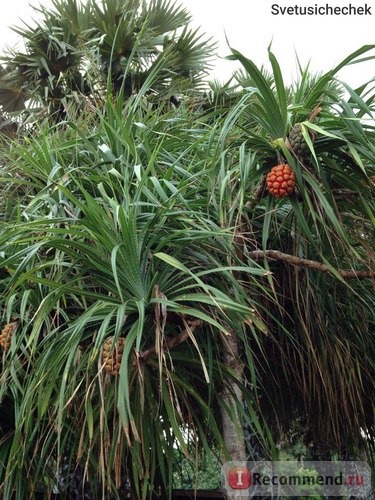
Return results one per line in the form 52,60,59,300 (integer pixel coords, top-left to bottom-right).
266,163,296,198
101,336,126,376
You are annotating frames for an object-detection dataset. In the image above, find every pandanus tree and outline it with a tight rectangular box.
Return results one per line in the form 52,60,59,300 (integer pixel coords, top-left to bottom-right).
0,0,215,122
223,44,375,461
0,41,374,500
0,89,272,497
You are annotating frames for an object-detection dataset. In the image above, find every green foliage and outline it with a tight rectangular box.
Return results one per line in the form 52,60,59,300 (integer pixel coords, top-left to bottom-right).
0,0,215,119
172,447,221,490
0,90,271,497
225,45,375,457
0,40,374,498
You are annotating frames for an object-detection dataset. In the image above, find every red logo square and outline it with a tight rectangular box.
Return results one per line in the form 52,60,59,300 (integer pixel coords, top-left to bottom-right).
228,466,251,489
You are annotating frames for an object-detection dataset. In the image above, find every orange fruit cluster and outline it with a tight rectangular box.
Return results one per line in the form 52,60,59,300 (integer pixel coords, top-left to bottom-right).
0,322,17,352
266,163,296,198
101,336,126,376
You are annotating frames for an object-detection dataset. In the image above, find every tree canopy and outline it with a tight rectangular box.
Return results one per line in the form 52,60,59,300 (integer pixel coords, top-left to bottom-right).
0,3,374,498
0,0,215,121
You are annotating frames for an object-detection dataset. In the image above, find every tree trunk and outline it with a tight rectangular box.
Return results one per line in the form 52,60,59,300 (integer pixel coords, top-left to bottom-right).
220,331,247,499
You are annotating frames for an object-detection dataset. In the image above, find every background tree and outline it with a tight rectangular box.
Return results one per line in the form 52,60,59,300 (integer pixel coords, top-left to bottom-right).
0,0,215,122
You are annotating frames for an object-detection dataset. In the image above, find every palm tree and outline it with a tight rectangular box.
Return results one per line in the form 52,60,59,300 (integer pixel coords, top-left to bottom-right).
182,44,375,469
0,0,215,121
0,43,374,499
222,44,375,463
0,87,272,497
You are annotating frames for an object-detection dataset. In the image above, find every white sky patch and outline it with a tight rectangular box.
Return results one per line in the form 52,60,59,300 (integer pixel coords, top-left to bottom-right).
182,0,375,87
0,0,374,88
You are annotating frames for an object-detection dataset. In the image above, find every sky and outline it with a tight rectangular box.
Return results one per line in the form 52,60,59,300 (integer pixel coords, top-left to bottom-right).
0,0,374,88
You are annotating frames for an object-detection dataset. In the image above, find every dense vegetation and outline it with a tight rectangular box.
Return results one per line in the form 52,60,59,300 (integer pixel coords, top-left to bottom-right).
0,1,374,498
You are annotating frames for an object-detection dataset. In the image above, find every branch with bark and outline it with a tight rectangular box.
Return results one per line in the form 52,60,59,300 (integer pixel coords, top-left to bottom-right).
249,249,375,279
138,318,203,363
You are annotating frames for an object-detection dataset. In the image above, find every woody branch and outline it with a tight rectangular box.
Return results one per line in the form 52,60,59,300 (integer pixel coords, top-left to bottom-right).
248,250,375,279
138,319,203,363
